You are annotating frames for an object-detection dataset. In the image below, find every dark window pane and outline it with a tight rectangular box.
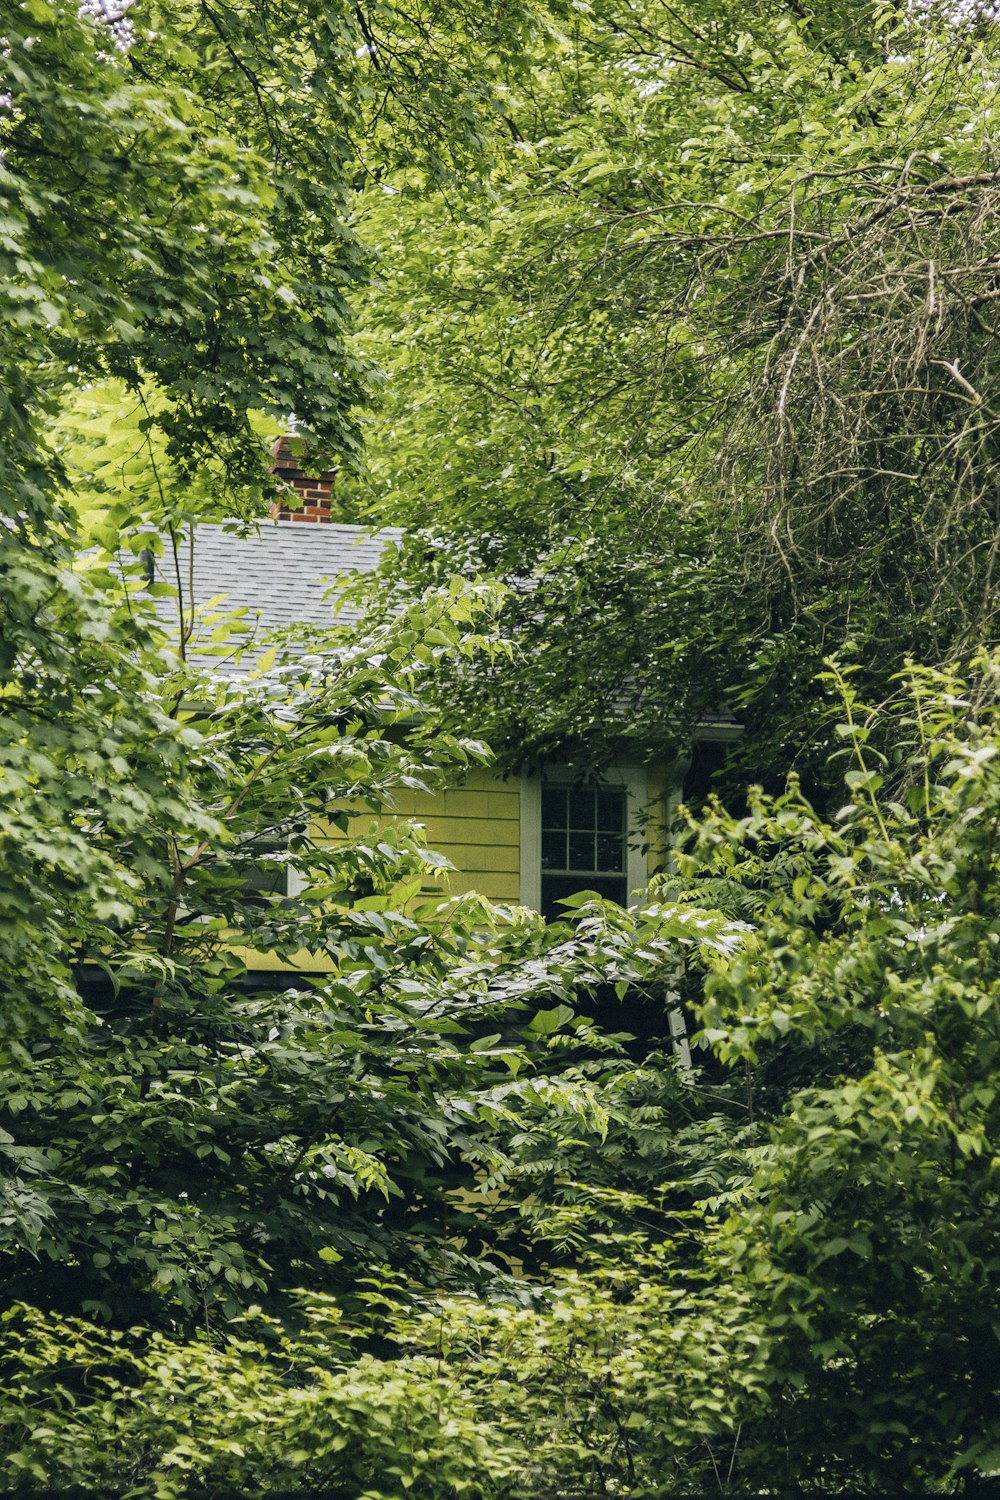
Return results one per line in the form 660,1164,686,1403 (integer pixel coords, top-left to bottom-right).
568,787,595,829
568,830,594,870
541,785,566,828
541,829,566,870
541,873,628,922
243,862,288,900
597,789,625,831
596,832,624,872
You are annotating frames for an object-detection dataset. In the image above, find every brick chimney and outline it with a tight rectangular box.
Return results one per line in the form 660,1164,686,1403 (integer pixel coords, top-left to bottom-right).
269,435,337,522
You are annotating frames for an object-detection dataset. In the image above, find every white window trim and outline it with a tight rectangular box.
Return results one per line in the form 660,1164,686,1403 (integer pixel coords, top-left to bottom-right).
519,764,649,914
244,854,304,899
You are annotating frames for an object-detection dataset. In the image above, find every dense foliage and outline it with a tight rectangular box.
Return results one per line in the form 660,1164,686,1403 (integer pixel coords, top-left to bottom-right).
344,1,1000,793
1,0,998,1495
2,663,999,1494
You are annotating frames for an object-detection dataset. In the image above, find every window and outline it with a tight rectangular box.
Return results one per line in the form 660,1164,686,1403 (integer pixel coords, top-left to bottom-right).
520,767,648,918
242,859,295,901
239,842,303,903
540,783,628,920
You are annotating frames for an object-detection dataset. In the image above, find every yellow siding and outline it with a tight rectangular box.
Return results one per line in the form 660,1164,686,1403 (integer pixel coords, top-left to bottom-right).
400,815,518,846
230,944,336,974
446,871,521,900
315,766,522,905
239,760,682,971
238,769,521,971
402,768,521,902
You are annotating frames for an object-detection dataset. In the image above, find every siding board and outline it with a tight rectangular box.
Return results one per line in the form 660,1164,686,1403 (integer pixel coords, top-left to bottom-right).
401,814,519,846
314,771,523,903
429,871,520,900
433,842,519,872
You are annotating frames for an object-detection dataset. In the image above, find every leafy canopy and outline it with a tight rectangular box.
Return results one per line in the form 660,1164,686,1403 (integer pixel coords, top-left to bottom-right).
342,0,1000,789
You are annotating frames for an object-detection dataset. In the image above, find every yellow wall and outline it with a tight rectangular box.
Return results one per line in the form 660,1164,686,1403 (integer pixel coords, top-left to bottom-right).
323,760,678,902
238,760,678,970
341,766,521,903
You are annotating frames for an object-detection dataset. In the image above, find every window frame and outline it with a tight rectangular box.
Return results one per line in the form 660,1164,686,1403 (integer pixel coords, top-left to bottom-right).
519,764,649,914
240,852,305,902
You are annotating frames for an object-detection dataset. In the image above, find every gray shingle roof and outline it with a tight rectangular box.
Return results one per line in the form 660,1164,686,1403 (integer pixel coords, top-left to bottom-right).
143,520,741,735
152,520,400,668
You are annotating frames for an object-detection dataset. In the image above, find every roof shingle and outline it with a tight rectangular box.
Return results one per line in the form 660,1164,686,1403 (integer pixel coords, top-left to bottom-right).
153,520,400,667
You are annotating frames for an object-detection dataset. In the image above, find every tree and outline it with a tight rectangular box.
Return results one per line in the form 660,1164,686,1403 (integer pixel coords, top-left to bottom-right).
682,657,1000,1490
1,0,370,1046
338,0,1000,794
5,661,999,1494
0,568,730,1330
0,1,746,1337
3,2,999,1493
0,0,572,1037
2,0,731,1336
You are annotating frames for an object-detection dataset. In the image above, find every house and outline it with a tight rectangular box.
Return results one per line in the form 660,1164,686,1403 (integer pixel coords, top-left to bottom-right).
155,440,740,941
